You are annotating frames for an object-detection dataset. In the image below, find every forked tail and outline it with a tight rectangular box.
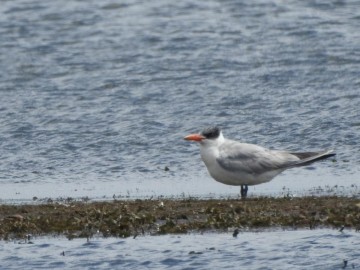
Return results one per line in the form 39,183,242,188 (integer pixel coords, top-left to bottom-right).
291,150,336,167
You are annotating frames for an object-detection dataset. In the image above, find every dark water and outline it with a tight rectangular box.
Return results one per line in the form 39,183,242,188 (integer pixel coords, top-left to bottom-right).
1,229,359,270
1,0,360,201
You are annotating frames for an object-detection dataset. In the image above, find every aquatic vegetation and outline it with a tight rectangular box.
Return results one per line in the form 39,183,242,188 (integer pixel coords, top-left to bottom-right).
0,196,359,240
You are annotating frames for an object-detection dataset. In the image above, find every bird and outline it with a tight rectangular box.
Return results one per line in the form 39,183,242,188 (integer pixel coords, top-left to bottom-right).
184,126,336,198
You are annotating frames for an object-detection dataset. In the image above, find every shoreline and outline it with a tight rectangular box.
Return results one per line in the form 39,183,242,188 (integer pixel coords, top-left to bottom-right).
1,196,359,240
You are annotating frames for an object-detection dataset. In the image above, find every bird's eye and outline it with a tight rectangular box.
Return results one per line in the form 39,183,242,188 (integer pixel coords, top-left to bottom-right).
201,127,220,139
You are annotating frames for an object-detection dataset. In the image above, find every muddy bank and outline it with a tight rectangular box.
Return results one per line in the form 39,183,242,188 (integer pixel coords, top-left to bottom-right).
1,196,359,240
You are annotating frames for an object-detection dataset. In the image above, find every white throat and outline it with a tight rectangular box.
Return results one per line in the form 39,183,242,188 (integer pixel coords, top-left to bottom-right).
199,131,225,167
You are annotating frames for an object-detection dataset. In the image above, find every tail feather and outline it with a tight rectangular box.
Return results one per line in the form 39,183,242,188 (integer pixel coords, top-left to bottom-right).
291,150,336,167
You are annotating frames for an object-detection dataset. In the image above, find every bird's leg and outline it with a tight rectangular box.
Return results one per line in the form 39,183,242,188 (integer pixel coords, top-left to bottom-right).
240,185,248,198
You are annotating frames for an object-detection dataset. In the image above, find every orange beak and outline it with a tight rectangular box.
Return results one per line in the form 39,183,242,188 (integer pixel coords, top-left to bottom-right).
184,133,205,142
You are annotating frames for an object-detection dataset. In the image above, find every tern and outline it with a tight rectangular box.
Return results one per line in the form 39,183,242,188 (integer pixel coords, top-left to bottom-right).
184,127,335,198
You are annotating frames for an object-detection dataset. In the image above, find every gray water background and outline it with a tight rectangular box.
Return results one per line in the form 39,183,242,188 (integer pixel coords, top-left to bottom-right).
0,0,360,201
1,229,359,270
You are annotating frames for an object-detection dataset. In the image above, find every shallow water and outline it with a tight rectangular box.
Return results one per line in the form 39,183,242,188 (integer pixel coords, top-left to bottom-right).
1,0,360,202
1,229,359,270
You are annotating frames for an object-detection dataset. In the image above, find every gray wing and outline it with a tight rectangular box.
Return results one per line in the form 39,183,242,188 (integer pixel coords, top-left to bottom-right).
290,150,335,166
216,141,299,175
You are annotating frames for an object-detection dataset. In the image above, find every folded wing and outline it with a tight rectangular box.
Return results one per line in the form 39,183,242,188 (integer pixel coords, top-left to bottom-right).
216,140,335,176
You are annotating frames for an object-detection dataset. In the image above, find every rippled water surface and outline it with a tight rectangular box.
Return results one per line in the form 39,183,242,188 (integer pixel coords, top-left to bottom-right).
1,0,360,202
1,229,359,270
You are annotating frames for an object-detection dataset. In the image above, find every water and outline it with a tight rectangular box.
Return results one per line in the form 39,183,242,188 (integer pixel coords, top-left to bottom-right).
1,229,359,269
1,0,360,202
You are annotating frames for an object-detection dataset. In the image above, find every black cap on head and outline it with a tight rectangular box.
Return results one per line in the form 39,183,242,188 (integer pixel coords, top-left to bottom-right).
200,127,221,139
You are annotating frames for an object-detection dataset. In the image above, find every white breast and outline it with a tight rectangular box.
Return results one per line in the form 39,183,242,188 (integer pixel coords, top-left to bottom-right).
199,137,285,186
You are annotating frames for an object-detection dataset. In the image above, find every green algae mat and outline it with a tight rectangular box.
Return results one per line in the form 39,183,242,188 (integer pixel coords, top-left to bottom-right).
1,196,359,240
